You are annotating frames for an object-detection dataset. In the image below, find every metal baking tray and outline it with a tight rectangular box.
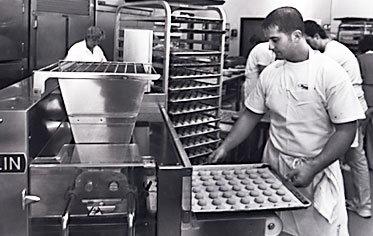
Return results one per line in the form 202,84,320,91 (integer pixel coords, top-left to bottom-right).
168,80,219,91
187,146,215,159
182,135,220,150
177,124,220,139
191,163,311,213
168,102,218,115
168,91,219,103
170,67,221,79
172,113,220,128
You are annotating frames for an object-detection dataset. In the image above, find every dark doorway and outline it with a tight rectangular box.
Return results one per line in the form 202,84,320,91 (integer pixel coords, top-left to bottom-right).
240,18,266,58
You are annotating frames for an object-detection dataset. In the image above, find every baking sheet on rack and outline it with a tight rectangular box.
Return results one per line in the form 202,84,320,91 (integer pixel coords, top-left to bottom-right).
191,163,311,213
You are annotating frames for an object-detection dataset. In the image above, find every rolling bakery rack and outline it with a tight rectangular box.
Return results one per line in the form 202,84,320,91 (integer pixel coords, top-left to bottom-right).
114,1,226,165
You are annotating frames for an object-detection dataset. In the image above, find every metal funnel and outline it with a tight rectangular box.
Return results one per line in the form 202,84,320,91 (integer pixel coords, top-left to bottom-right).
58,78,146,144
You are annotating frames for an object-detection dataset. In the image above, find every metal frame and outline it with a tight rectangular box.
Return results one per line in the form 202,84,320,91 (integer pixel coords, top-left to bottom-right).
32,60,160,95
113,1,226,164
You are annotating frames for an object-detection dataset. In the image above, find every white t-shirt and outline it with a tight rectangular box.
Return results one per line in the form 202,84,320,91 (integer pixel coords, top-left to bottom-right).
246,49,365,157
324,40,367,111
64,40,107,62
244,42,275,98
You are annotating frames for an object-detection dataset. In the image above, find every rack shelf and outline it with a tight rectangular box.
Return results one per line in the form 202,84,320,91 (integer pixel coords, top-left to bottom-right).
114,1,225,164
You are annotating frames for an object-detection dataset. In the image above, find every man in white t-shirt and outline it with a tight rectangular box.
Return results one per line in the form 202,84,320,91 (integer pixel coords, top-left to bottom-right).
304,20,371,219
210,7,365,236
244,42,276,98
65,26,107,62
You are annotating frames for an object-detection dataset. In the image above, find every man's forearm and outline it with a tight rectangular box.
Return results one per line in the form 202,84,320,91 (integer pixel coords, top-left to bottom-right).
310,121,357,174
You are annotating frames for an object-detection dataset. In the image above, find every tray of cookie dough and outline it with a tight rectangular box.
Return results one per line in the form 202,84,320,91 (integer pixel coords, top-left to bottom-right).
191,163,311,213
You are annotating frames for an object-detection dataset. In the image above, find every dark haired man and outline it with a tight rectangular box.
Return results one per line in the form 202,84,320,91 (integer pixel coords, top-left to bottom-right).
210,7,365,236
304,20,371,219
65,26,107,62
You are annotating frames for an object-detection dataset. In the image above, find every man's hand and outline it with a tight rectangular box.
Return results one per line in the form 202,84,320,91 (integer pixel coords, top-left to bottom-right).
286,162,317,187
209,146,228,163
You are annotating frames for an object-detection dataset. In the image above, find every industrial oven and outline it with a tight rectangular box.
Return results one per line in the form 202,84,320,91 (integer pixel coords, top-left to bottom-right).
0,60,310,236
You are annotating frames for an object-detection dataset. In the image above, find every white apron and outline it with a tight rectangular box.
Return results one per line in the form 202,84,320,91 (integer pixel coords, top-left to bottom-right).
262,50,349,236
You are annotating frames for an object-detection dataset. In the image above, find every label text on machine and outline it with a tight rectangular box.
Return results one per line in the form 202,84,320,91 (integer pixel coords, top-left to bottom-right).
0,154,26,173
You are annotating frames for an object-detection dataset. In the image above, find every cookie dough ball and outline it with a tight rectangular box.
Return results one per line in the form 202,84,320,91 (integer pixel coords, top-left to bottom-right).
198,199,208,206
254,197,265,204
249,173,259,179
206,186,217,192
215,180,226,186
195,193,204,199
209,192,219,199
227,198,236,205
213,175,222,180
240,197,251,204
237,174,247,180
222,170,231,175
263,190,273,196
245,184,255,191
223,191,234,198
233,185,242,191
257,169,266,174
236,191,248,197
261,173,271,179
193,187,202,193
241,179,251,185
258,183,267,190
225,175,235,180
271,183,282,190
249,190,260,197
268,196,279,203
282,196,292,202
228,180,238,185
201,175,210,181
203,181,214,186
245,169,256,175
253,179,263,185
234,169,243,175
276,189,286,196
212,199,223,206
210,170,220,176
198,171,208,176
219,186,230,192
265,178,276,184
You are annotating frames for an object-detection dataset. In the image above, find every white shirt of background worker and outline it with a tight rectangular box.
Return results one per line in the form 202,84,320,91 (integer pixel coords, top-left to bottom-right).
65,26,107,62
244,42,276,98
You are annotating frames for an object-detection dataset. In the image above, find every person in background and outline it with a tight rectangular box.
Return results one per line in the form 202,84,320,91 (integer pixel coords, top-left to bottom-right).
210,6,365,236
358,35,373,171
239,41,275,163
244,41,276,98
304,20,371,219
64,26,107,62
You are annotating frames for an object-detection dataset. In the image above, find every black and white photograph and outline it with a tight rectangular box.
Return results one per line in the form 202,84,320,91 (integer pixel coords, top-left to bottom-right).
0,0,373,235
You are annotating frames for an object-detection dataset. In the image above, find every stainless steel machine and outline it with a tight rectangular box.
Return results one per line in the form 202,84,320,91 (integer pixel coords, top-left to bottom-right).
0,61,310,236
